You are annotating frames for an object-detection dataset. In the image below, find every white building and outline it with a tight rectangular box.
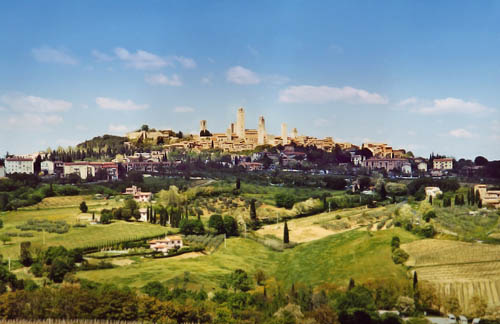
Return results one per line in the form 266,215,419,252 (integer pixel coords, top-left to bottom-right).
417,162,428,172
402,163,412,175
425,186,442,198
63,162,95,180
0,166,5,178
148,236,183,254
139,208,148,222
41,160,55,175
5,157,34,174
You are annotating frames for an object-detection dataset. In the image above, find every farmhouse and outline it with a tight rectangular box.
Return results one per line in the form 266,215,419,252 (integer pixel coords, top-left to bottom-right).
363,158,408,172
474,184,500,209
124,185,152,202
425,187,442,198
433,158,453,170
63,162,119,181
148,235,183,254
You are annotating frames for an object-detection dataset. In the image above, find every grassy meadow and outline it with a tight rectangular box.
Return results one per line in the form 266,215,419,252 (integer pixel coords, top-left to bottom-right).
0,195,167,259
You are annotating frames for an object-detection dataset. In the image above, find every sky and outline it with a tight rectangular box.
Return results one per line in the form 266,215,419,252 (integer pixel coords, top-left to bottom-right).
0,1,499,160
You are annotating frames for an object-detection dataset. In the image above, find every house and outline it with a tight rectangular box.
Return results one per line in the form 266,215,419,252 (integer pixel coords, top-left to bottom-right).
63,162,119,181
238,161,264,171
417,162,428,172
138,208,148,222
41,160,64,175
148,235,183,254
351,154,365,166
433,158,453,170
363,158,408,172
425,187,442,198
402,163,412,175
124,185,152,202
474,184,500,209
5,157,35,174
0,166,5,178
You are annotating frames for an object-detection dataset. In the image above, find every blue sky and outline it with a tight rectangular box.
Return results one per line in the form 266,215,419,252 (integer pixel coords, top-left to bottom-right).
0,1,499,160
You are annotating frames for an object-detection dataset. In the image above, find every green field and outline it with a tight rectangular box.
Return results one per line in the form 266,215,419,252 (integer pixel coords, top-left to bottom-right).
77,227,418,290
0,195,168,259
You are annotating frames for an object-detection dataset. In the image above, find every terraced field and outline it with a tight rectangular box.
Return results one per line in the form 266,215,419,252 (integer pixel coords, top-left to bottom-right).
402,239,500,312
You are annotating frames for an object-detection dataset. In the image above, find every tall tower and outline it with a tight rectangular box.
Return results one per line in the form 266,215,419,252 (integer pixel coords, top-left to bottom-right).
291,127,298,140
281,123,288,145
236,107,245,139
258,116,266,145
226,128,232,141
200,120,207,133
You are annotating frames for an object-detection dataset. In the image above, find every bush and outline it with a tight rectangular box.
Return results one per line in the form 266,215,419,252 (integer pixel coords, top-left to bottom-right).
179,219,205,235
423,210,436,222
392,248,409,264
275,192,295,209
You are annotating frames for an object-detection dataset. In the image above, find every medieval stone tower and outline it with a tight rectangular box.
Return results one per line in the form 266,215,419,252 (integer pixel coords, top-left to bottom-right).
258,116,266,145
200,120,207,133
291,127,298,140
281,123,288,145
236,107,245,139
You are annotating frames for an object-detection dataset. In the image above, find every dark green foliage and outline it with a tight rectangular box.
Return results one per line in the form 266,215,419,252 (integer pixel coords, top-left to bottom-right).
179,219,205,235
16,219,69,234
407,178,460,195
275,192,295,209
79,201,88,213
223,216,239,237
225,269,253,292
324,176,347,190
423,210,436,222
48,257,73,283
390,236,400,250
283,220,289,244
20,241,33,267
392,248,409,264
236,178,241,190
250,199,257,220
208,214,225,234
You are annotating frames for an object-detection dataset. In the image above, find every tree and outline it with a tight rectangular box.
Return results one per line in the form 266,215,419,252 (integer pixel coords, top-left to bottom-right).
413,271,418,291
250,199,257,220
79,201,88,213
141,124,149,132
275,193,295,209
226,269,253,292
48,257,73,283
0,219,3,229
358,176,371,191
223,216,238,237
283,220,289,244
348,278,355,290
20,241,33,267
474,156,488,166
391,236,400,250
236,178,241,190
208,214,225,234
0,234,11,245
429,195,433,205
179,219,205,235
100,213,111,224
423,210,436,222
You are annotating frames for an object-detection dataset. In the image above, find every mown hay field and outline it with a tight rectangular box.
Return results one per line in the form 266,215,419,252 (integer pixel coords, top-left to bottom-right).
402,239,500,312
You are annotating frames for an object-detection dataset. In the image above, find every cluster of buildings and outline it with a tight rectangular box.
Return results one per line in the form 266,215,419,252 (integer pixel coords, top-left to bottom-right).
124,185,152,202
2,156,119,181
148,235,183,254
474,184,500,209
359,156,454,176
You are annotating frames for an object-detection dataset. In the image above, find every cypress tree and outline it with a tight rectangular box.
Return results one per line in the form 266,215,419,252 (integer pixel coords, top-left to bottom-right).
429,195,433,205
250,199,257,220
348,278,355,290
236,178,241,190
413,271,418,291
283,220,289,244
476,190,481,206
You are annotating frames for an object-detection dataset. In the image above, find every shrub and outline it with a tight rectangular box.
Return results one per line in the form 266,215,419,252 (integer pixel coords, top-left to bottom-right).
423,210,436,222
275,192,295,209
392,248,409,264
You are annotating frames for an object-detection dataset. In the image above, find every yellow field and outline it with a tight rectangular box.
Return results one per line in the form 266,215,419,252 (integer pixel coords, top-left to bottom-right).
402,239,500,312
256,206,389,242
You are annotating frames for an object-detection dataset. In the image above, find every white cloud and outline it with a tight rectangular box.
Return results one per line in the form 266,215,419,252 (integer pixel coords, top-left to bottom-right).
108,124,131,134
279,85,388,104
96,97,148,111
114,47,169,69
8,113,63,128
91,49,114,62
226,66,261,85
173,106,194,113
145,73,182,86
172,56,196,69
398,97,418,106
32,46,78,65
448,128,475,139
415,97,492,114
201,76,212,85
1,93,72,112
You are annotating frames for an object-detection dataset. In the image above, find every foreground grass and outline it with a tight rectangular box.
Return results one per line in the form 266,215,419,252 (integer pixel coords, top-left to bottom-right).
274,228,418,289
77,227,418,290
